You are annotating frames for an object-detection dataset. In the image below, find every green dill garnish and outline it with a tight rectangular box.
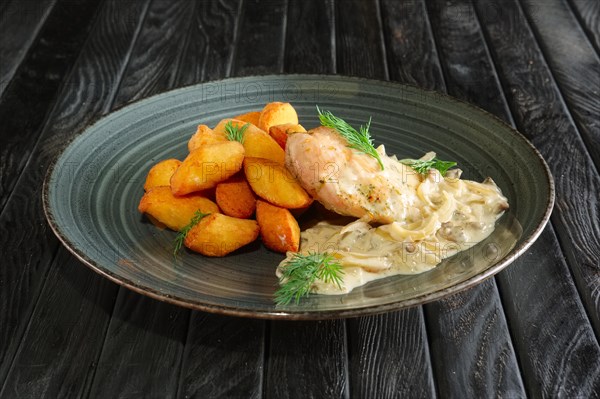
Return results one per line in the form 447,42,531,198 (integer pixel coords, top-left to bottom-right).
317,106,384,170
275,252,344,305
173,210,210,258
399,158,457,176
224,121,250,143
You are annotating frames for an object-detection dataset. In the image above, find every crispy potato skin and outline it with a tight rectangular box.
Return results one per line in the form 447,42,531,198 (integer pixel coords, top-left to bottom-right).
268,123,306,149
243,157,313,209
243,127,285,164
256,200,300,253
184,213,259,257
170,141,245,195
138,186,220,231
232,111,260,127
258,102,299,133
215,174,257,219
188,125,226,152
213,118,284,164
144,159,182,192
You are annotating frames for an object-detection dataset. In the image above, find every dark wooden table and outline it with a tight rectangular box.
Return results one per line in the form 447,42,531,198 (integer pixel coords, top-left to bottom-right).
1,0,599,397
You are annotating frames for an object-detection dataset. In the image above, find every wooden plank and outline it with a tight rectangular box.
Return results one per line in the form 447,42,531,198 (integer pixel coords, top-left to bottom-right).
473,0,600,395
0,0,56,97
266,321,348,399
567,0,600,54
86,291,189,399
335,1,437,397
0,0,103,213
232,0,287,76
283,0,335,74
381,0,444,88
348,311,435,398
114,0,241,107
178,313,265,398
497,224,600,396
0,0,151,392
381,1,524,397
335,0,387,79
520,0,600,169
0,251,119,399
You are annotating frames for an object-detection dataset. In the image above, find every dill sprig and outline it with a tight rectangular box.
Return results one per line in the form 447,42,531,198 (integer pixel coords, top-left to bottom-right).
173,210,210,258
398,158,457,176
317,107,384,170
224,121,250,143
275,251,344,305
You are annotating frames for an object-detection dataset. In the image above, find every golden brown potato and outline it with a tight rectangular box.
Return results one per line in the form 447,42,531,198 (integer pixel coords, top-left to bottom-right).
213,118,285,164
243,126,285,164
212,118,247,137
144,159,182,191
268,123,306,149
215,174,256,219
232,111,260,127
258,102,299,133
244,157,313,209
188,124,226,152
256,200,300,253
170,141,245,195
184,213,259,257
138,186,219,231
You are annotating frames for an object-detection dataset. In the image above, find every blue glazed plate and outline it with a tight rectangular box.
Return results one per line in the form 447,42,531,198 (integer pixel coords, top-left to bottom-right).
43,75,554,319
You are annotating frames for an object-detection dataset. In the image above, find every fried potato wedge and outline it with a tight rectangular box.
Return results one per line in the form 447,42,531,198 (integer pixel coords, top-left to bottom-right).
184,213,259,257
244,157,313,209
214,118,285,164
170,141,245,195
188,124,227,152
215,174,256,219
144,159,182,191
138,186,220,231
244,126,285,164
232,111,260,127
256,200,300,253
258,102,299,133
268,123,306,149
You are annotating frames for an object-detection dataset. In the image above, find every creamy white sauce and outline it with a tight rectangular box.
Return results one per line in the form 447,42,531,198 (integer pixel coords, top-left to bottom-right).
277,162,509,295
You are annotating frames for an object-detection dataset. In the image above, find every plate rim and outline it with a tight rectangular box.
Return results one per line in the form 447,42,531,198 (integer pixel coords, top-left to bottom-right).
42,74,555,320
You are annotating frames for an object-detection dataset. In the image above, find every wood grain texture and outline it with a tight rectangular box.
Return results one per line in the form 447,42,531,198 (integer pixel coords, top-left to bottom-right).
232,0,287,76
115,0,241,107
519,0,600,169
380,0,444,89
0,0,103,213
0,0,56,97
476,0,600,336
0,0,151,390
496,226,600,397
0,251,119,399
335,0,387,78
473,0,600,395
567,0,600,54
266,321,348,399
178,313,265,398
385,1,525,397
347,311,435,398
284,0,335,74
87,290,189,399
425,281,524,398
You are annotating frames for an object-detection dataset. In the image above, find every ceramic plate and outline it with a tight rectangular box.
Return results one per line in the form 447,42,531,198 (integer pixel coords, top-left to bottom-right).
43,75,554,319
